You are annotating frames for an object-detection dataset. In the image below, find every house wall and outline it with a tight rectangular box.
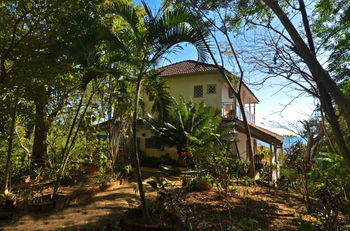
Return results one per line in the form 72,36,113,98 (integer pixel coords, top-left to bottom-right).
222,83,235,103
139,71,260,162
142,72,225,115
136,126,178,160
235,132,257,160
165,72,224,109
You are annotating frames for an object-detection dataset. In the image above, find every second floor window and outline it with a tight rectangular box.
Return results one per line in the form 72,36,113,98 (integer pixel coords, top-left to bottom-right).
194,85,203,98
207,84,216,94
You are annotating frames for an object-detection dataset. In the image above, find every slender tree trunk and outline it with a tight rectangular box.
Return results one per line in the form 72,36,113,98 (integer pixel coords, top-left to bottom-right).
3,94,19,194
31,86,50,170
110,120,130,167
237,98,255,178
52,89,95,199
201,38,255,178
52,90,85,198
132,76,150,220
302,121,323,212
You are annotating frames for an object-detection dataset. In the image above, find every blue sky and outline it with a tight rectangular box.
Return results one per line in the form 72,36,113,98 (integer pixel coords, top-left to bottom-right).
133,0,317,135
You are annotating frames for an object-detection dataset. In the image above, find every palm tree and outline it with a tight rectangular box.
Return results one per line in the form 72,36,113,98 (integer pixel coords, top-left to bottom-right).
147,97,221,162
110,1,209,219
142,71,173,123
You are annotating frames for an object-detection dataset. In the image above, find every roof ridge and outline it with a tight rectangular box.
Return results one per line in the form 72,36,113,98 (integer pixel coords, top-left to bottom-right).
158,59,223,70
157,59,194,70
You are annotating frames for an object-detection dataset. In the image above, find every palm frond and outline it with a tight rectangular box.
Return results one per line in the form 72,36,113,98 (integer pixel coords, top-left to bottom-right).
143,71,172,122
151,23,209,63
112,1,140,35
158,7,192,30
141,0,153,19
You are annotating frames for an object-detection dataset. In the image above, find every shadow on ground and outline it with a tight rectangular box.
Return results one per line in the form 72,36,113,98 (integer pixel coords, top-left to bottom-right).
0,168,171,231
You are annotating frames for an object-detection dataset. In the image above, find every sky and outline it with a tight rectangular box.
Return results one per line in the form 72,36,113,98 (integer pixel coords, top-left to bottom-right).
133,0,317,135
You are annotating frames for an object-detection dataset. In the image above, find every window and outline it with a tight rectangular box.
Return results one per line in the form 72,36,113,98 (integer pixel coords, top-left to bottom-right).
145,136,162,149
207,84,216,94
228,88,235,98
194,85,203,98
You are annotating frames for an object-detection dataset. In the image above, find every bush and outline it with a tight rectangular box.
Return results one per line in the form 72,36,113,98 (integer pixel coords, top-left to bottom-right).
187,176,212,191
140,153,180,168
311,152,350,230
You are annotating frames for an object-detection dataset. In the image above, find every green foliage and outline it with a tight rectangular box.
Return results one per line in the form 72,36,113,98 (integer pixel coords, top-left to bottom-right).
116,164,133,182
296,220,317,231
147,176,170,192
314,0,350,82
257,144,270,161
195,149,248,179
280,141,350,230
0,122,31,185
142,71,172,122
147,96,221,155
311,152,350,230
187,175,213,191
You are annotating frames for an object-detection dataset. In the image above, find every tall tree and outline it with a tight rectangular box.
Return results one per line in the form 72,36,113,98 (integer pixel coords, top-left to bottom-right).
182,0,350,168
108,1,209,219
1,0,105,169
169,1,258,177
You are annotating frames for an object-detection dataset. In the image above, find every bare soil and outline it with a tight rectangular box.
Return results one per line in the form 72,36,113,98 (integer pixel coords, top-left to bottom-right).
0,169,314,231
179,185,314,230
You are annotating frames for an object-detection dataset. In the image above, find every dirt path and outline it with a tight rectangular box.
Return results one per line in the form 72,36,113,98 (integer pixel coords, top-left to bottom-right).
1,171,312,231
1,183,150,231
179,185,310,230
0,167,169,231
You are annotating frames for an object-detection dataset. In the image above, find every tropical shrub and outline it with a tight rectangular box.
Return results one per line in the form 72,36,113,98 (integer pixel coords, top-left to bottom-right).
187,175,213,191
146,96,221,164
311,152,350,230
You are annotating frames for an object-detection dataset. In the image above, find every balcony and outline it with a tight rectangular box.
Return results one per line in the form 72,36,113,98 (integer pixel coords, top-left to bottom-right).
222,102,255,124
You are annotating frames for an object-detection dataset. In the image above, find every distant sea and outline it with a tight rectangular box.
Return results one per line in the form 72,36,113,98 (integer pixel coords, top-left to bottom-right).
258,136,305,148
283,136,305,148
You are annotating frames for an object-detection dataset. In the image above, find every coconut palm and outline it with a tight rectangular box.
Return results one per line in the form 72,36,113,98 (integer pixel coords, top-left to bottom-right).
109,1,209,219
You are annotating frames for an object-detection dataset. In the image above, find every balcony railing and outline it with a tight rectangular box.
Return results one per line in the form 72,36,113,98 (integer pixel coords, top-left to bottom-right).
222,102,255,124
222,102,235,118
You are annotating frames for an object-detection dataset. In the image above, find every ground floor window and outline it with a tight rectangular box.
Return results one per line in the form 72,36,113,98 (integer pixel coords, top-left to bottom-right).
145,136,162,149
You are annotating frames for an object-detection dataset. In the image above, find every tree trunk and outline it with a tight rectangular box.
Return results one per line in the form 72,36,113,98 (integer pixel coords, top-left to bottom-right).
262,0,350,129
31,86,50,170
237,97,255,178
262,0,350,167
52,89,95,199
3,94,19,194
202,39,255,178
108,117,131,168
319,84,350,165
132,76,150,220
52,90,85,199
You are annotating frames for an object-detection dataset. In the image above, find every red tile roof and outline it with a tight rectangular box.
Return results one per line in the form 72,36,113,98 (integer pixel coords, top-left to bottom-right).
157,60,225,77
157,60,260,103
